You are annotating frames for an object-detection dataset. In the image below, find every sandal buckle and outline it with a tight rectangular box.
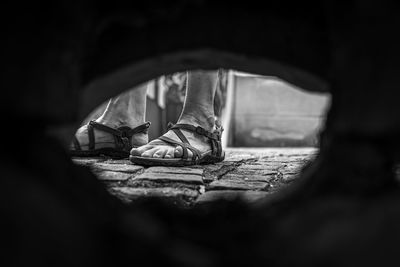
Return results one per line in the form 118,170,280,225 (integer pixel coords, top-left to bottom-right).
195,126,207,136
215,126,224,141
120,136,130,150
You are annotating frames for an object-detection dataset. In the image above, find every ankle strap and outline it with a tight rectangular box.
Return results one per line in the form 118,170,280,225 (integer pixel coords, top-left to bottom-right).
88,121,150,151
119,121,151,137
89,121,150,138
167,122,223,141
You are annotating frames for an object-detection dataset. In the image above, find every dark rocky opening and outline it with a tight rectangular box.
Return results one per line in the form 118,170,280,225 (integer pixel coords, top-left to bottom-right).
4,1,400,266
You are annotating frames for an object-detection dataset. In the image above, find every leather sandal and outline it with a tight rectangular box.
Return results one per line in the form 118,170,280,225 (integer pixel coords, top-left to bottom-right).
70,120,151,159
129,122,224,166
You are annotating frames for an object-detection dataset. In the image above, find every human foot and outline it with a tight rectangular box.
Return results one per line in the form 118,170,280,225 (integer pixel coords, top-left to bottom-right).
130,70,223,165
129,118,224,166
70,119,150,158
70,83,149,158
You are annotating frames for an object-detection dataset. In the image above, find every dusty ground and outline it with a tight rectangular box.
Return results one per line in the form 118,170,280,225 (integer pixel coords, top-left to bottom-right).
72,148,317,206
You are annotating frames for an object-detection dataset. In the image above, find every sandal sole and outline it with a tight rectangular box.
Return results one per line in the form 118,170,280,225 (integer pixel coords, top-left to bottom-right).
129,151,225,167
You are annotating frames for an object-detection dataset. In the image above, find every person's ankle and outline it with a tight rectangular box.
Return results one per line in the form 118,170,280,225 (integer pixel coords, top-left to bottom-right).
178,113,215,131
130,131,148,147
96,113,145,129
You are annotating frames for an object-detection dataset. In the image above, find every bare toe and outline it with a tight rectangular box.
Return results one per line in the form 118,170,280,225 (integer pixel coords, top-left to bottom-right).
141,147,159,158
131,145,153,156
187,149,193,159
174,146,183,158
153,148,167,158
130,148,141,156
173,146,194,159
164,148,175,158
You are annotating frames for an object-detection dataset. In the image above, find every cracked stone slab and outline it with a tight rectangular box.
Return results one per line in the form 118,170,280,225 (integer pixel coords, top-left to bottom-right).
103,159,133,165
203,162,238,174
134,172,203,184
145,166,203,176
203,162,240,182
222,173,275,183
276,162,305,183
208,179,268,191
281,173,301,183
203,161,233,171
224,155,257,162
110,187,199,203
237,163,279,170
95,171,132,181
196,190,270,203
278,162,305,174
72,157,104,166
259,156,313,163
233,166,277,176
91,163,144,173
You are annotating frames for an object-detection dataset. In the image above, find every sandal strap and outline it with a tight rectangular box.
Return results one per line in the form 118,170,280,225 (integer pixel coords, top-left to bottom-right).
167,122,224,158
122,121,151,137
168,123,222,141
87,121,151,151
158,136,201,161
171,128,190,144
88,122,95,150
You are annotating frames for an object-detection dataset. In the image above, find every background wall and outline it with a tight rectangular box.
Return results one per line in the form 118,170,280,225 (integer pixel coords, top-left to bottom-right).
230,72,330,147
81,71,330,147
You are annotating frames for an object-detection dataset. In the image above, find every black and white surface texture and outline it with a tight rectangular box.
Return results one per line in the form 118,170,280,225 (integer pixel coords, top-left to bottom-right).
3,1,400,266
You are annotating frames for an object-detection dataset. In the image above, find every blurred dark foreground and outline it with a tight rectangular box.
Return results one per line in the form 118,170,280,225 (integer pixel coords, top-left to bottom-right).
3,1,400,266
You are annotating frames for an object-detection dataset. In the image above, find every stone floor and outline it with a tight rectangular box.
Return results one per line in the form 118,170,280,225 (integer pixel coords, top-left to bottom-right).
72,148,317,206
